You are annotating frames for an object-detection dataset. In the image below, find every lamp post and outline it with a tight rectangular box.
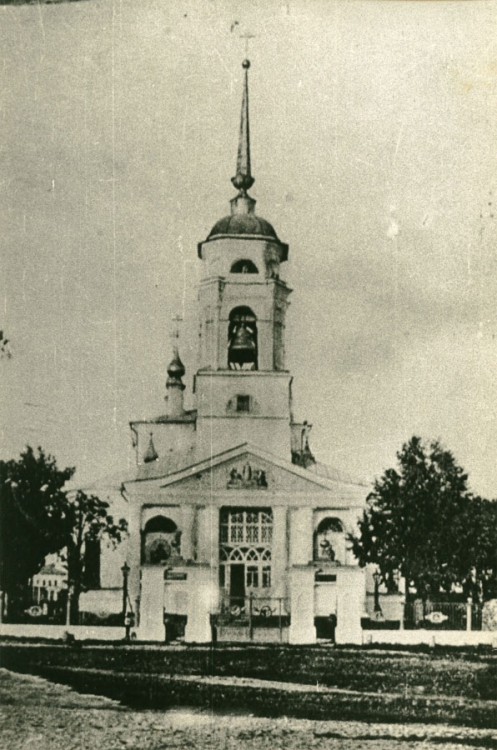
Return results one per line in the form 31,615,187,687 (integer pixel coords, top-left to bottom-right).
121,562,130,622
373,569,382,614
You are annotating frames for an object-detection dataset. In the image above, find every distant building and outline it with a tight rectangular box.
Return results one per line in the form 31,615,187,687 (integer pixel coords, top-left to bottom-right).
31,563,66,605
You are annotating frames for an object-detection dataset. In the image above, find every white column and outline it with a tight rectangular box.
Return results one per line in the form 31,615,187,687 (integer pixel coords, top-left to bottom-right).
214,299,222,370
466,597,473,632
126,501,142,617
185,565,214,643
197,506,219,569
288,566,316,644
271,506,288,600
335,567,366,645
181,505,196,562
138,567,165,641
289,507,313,565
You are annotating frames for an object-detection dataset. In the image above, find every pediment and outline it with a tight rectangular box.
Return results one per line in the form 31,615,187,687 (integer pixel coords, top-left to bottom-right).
166,454,330,494
148,443,359,496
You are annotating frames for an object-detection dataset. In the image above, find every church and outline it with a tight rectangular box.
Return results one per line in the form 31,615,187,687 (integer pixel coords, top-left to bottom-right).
97,60,369,644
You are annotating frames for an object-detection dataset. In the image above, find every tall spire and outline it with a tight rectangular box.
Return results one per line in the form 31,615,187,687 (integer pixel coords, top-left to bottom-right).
231,60,255,199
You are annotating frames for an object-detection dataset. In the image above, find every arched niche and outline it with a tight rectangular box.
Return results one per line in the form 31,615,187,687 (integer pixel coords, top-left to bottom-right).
314,516,346,564
228,305,258,370
231,259,258,274
142,515,181,565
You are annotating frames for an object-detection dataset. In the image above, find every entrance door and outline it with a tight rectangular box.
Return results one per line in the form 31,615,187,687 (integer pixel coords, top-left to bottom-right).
230,564,245,605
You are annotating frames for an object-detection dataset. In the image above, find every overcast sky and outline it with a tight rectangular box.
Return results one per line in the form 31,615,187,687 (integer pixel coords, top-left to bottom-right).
1,0,496,497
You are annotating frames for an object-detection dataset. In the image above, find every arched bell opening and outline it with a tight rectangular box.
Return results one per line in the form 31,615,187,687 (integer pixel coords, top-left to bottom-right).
230,259,259,274
228,305,258,370
313,517,345,564
142,516,181,565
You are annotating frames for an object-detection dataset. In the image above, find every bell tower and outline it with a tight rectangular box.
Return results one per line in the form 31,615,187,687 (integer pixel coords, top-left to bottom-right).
195,60,294,457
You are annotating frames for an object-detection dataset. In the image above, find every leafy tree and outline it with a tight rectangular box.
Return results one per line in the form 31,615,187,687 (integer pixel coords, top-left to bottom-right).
64,491,127,624
1,447,128,623
350,436,480,601
0,447,74,611
456,496,497,602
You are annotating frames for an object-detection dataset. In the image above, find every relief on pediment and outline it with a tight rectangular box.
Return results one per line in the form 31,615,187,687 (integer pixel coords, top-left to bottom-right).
227,462,268,490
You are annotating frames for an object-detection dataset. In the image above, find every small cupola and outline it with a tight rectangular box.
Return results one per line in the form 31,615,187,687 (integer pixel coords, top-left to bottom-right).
165,347,186,417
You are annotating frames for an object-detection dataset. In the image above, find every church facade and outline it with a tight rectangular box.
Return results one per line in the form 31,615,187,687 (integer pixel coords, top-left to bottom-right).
121,60,368,644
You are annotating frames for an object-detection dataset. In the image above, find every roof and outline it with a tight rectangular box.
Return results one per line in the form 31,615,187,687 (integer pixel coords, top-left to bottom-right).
36,564,66,577
124,442,368,495
208,213,279,242
308,461,369,488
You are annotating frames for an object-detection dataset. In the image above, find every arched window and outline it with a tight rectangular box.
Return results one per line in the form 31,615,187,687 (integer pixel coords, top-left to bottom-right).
314,517,345,563
231,259,258,274
142,515,181,564
228,306,258,370
219,508,273,596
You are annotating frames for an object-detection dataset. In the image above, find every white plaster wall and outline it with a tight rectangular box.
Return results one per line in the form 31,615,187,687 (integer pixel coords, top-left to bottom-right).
141,505,183,529
315,583,338,616
199,238,287,279
195,370,292,458
99,539,127,589
196,371,291,417
365,592,404,620
80,588,122,614
0,624,123,640
289,508,313,565
335,567,366,644
164,582,189,614
196,417,292,459
133,421,196,469
363,630,497,647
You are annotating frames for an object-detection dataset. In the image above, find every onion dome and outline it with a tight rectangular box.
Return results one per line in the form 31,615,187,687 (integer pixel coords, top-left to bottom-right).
166,348,186,390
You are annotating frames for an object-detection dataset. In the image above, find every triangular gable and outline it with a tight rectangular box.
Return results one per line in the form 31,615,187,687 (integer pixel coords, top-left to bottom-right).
123,443,362,496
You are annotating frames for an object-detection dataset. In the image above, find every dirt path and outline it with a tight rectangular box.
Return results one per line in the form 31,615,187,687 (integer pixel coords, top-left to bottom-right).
1,668,496,750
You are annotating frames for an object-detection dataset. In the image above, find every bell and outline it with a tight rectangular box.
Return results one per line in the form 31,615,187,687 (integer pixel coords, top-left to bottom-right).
229,323,256,366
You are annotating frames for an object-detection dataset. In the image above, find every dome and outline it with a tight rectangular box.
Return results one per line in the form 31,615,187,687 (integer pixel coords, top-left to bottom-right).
208,213,280,242
167,349,185,381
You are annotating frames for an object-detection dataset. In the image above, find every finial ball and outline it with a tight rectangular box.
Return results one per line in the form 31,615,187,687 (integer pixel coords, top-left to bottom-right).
242,59,251,69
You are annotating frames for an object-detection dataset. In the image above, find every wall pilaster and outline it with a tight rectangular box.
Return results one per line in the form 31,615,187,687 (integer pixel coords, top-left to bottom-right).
271,506,288,600
289,507,313,565
126,501,142,616
181,505,196,562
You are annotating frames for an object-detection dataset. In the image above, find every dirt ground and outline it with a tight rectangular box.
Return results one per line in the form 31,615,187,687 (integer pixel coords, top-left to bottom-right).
1,668,496,750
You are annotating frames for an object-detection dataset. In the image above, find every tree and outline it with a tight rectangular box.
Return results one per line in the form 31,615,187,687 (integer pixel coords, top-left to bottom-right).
0,447,74,612
456,496,497,602
64,491,127,624
350,436,481,601
1,447,128,623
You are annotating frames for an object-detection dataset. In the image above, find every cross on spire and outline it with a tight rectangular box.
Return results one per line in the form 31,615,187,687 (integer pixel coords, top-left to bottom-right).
170,315,183,347
240,31,255,57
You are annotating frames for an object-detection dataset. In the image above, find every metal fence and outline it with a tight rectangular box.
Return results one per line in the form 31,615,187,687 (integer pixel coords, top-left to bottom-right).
217,594,290,639
403,601,482,631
